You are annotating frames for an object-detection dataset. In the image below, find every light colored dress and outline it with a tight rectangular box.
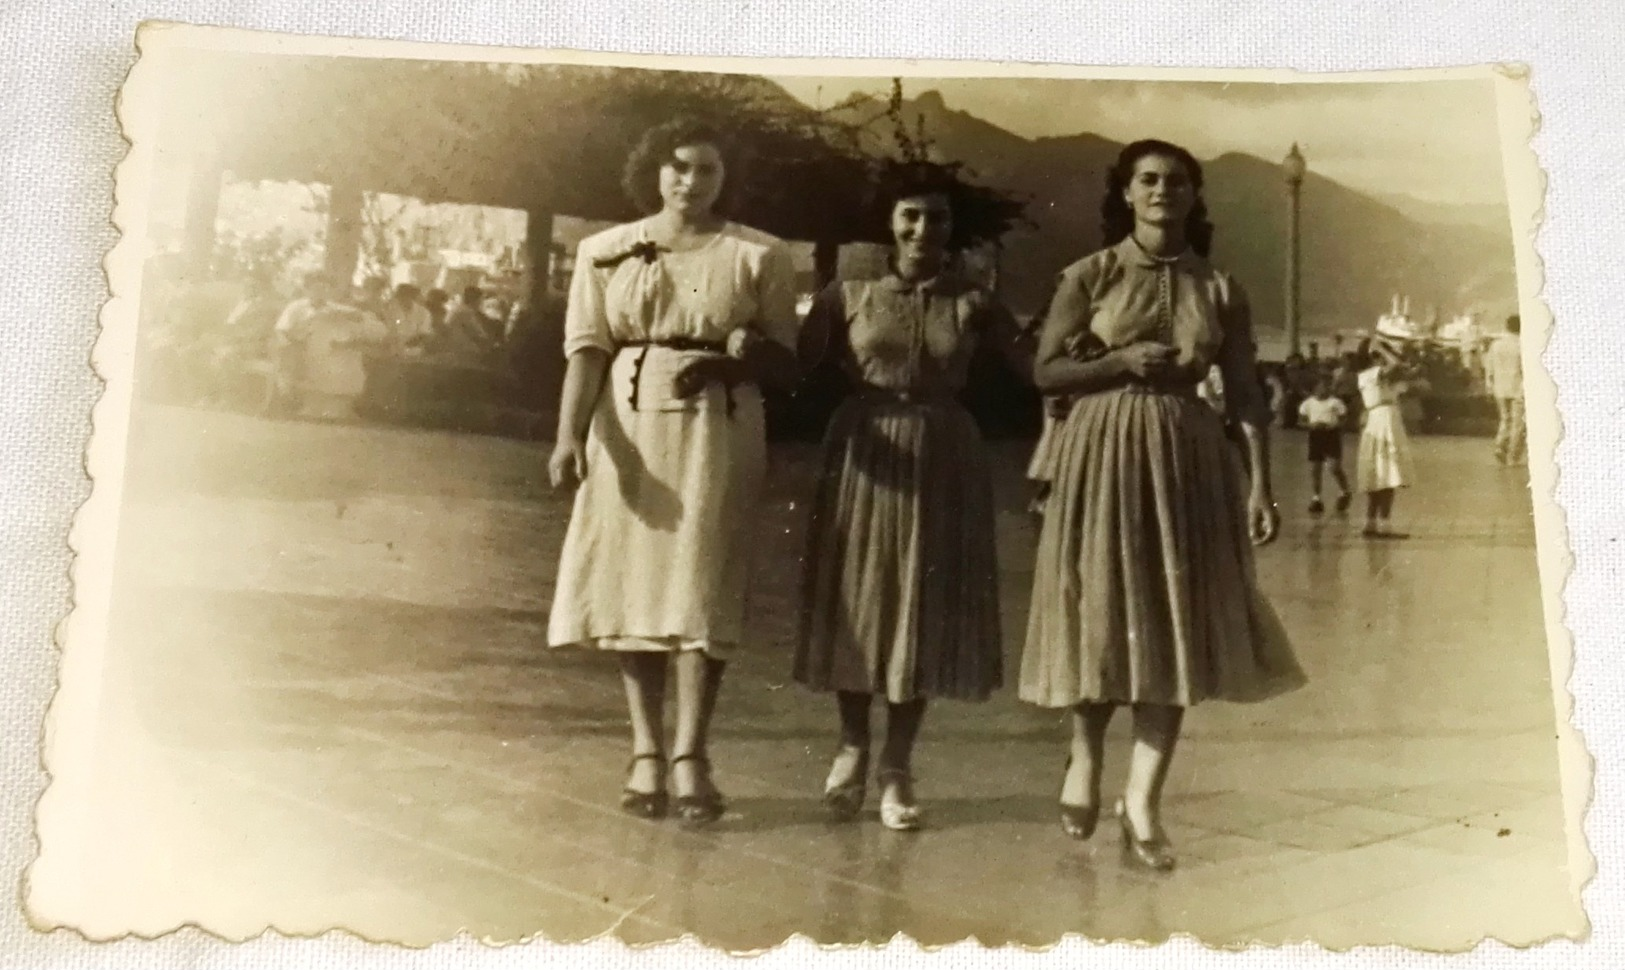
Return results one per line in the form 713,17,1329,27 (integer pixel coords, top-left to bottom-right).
793,272,1023,702
1355,365,1414,491
273,298,389,419
546,219,799,659
1020,238,1305,709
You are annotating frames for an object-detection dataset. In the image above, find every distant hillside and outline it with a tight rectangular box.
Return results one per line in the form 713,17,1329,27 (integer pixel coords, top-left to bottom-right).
813,88,1519,335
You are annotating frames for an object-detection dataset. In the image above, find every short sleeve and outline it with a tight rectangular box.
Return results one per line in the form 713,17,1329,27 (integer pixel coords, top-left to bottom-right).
796,280,848,368
1034,262,1097,366
562,241,613,357
755,242,801,350
1214,275,1271,427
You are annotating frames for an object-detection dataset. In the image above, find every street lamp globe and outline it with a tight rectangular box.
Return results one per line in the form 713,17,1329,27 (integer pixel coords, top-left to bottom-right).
1283,143,1307,185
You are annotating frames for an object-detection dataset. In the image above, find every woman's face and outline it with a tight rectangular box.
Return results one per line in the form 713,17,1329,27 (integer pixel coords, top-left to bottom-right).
658,142,726,217
1123,153,1196,228
891,193,953,266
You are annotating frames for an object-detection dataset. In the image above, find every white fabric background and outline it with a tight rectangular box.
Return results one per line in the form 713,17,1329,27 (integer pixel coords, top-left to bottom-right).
1,0,1621,965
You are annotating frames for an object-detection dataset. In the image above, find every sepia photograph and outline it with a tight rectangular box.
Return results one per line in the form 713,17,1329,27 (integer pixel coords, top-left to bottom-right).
28,24,1583,950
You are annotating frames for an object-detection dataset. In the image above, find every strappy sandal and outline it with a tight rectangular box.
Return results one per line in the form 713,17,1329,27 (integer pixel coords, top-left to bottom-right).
671,753,726,828
620,752,669,820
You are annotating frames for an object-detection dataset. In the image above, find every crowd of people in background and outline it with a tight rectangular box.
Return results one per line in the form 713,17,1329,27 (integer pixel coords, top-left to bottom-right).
152,263,563,422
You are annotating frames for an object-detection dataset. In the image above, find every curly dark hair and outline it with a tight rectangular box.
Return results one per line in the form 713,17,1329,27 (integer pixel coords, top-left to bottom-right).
620,117,740,216
1100,139,1215,258
868,159,992,252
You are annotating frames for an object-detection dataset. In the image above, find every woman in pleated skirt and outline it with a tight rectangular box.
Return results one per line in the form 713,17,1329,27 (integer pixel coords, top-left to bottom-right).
794,161,1032,830
1020,140,1305,870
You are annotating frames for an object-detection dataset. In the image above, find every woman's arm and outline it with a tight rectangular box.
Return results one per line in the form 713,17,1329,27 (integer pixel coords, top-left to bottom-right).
550,240,616,487
741,242,804,390
1213,278,1279,542
675,243,803,395
556,349,610,445
1031,270,1135,394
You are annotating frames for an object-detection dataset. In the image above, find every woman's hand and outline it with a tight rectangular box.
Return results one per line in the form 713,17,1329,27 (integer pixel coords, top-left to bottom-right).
1062,330,1108,362
672,356,735,399
1114,341,1178,380
548,436,588,490
1248,489,1281,546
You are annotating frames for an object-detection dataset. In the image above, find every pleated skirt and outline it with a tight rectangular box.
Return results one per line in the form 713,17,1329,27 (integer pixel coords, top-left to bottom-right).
1356,404,1413,492
1019,385,1305,708
794,395,1003,702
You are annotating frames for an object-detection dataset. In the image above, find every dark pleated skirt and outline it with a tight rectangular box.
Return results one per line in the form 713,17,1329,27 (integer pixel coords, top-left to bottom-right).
1019,385,1305,708
794,395,1004,702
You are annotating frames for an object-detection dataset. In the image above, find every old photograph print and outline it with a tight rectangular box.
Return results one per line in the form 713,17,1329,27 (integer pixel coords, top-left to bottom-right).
28,25,1582,950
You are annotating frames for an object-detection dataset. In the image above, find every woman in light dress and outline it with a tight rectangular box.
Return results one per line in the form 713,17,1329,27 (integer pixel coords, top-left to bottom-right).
546,119,800,826
1354,335,1416,538
793,161,1031,831
272,271,390,421
1020,140,1305,871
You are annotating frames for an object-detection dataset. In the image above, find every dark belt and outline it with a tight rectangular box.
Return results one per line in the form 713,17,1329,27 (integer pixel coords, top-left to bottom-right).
617,339,737,417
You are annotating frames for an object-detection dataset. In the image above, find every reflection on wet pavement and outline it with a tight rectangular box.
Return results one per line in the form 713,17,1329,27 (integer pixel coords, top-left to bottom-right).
57,407,1578,947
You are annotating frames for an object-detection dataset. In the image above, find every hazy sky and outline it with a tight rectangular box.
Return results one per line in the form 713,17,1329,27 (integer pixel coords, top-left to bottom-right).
768,75,1508,209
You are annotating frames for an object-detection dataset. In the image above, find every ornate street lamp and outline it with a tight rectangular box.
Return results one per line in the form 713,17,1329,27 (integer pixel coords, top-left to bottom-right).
1282,143,1307,358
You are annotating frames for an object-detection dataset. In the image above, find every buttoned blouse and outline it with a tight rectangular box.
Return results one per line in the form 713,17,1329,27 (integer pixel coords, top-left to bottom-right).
800,272,1025,397
1039,237,1269,426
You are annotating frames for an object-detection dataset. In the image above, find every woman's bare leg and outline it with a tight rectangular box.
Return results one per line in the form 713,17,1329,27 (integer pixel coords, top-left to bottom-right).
671,650,726,801
618,652,668,794
1063,701,1116,809
1122,703,1184,839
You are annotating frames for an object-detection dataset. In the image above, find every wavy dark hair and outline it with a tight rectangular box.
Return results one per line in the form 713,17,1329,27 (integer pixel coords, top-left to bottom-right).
869,158,1010,253
1100,139,1215,258
620,117,741,216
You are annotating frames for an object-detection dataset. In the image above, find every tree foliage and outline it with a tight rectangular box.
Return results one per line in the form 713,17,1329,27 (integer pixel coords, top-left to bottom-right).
172,53,1022,248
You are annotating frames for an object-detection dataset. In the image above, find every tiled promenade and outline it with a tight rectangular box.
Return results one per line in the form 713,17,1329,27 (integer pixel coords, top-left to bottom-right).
50,405,1579,948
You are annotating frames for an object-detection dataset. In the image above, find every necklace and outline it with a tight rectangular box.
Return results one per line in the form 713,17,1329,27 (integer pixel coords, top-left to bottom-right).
1131,235,1187,264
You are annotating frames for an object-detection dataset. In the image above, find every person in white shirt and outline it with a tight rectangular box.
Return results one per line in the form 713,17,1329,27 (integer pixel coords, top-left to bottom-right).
1298,376,1351,515
1482,314,1525,466
273,271,390,421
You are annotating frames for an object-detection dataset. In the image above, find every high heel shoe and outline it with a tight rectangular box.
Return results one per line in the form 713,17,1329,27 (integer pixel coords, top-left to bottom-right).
877,768,923,832
1116,799,1175,871
1058,757,1099,840
822,745,869,822
671,753,726,828
619,753,669,820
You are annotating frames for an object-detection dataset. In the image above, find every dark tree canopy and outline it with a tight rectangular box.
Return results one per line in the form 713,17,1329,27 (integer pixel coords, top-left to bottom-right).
160,54,1023,248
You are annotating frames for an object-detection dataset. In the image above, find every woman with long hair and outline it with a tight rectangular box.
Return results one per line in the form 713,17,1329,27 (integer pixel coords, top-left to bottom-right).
546,118,799,827
1020,140,1305,870
794,161,1031,830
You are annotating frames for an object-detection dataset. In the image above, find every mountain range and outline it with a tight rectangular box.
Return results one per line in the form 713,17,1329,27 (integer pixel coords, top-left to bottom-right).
811,88,1520,340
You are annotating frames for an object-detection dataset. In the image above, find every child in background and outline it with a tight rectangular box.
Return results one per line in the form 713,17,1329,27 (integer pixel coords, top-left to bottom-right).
1298,376,1352,516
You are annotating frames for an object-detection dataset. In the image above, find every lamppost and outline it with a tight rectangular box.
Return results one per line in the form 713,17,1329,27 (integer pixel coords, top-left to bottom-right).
1282,143,1307,358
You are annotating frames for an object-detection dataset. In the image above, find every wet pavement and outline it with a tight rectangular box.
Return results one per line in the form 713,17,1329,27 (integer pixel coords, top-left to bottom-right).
49,404,1580,948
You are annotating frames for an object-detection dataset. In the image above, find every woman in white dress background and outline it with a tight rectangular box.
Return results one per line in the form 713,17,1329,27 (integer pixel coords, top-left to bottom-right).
546,118,800,826
272,270,390,421
1354,334,1416,538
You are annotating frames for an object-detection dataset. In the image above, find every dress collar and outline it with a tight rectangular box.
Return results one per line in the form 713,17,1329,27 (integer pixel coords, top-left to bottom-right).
879,265,960,294
1114,235,1203,271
